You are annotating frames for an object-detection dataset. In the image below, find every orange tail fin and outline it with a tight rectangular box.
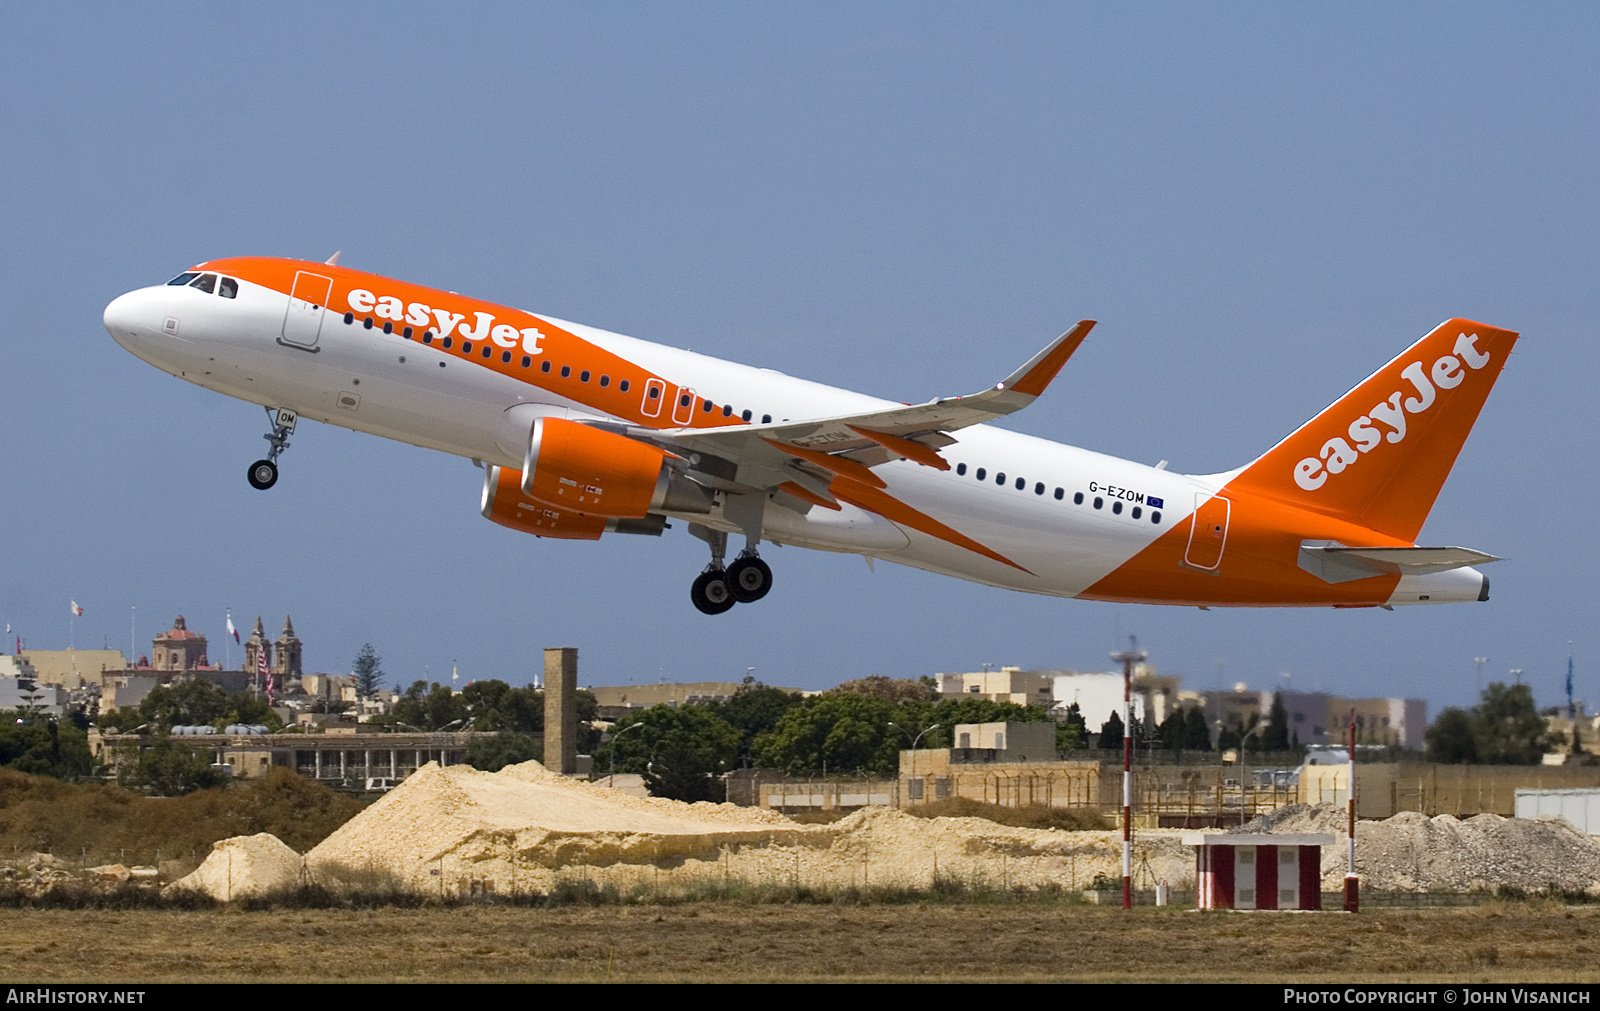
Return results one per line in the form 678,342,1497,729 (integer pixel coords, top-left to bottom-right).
1227,318,1519,542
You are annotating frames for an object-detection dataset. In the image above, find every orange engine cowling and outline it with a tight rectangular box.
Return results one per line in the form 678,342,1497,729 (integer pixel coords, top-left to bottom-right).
481,465,668,540
522,416,676,518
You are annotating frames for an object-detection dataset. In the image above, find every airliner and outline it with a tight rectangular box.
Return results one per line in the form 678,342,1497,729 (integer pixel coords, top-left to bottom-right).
103,256,1516,614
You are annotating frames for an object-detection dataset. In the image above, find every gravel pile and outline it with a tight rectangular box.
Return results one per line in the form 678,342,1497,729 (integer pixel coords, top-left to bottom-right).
302,760,1194,896
1240,803,1600,893
166,833,303,900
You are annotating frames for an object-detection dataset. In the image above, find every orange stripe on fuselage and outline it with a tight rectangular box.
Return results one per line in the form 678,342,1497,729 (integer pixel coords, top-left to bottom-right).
199,257,746,433
1082,491,1404,606
829,476,1032,574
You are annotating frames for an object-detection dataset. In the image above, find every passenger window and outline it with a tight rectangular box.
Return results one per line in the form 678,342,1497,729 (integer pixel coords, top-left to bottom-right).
541,360,551,373
762,414,771,424
741,409,751,421
1132,506,1142,519
1015,477,1025,490
462,340,473,353
522,356,532,368
996,472,1006,485
975,468,986,481
1151,511,1162,524
722,405,732,417
1074,492,1084,505
403,327,413,338
500,350,511,363
218,277,238,299
441,337,452,349
1034,482,1044,495
580,370,590,382
189,273,217,294
620,379,631,393
561,365,571,378
702,399,713,413
1113,501,1123,515
680,393,691,407
383,321,393,334
956,463,967,476
600,375,610,387
1054,488,1064,500
1093,497,1103,509
167,272,199,286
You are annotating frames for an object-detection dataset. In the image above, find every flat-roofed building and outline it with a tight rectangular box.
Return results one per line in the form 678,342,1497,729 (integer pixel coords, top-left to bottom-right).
19,649,128,689
936,666,1054,706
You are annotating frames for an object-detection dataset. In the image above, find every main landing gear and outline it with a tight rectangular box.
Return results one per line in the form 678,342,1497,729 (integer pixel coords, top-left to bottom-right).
688,526,773,615
247,407,298,491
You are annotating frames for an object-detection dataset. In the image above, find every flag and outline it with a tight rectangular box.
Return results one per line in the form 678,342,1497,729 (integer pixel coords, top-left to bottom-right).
227,612,239,643
70,601,83,617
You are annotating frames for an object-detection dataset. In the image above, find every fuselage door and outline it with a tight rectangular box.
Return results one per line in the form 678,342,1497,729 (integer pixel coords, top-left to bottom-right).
280,271,332,351
1183,493,1231,571
672,386,697,425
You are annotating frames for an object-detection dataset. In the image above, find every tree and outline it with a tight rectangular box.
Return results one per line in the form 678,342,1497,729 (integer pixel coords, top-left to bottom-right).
1157,710,1187,751
391,682,468,730
0,719,92,779
1425,707,1477,763
706,680,802,767
353,644,384,699
832,676,937,703
1425,683,1558,765
1183,706,1213,751
464,732,541,772
754,693,901,776
594,704,740,802
139,680,231,727
1098,710,1124,751
1473,682,1555,765
121,734,229,795
1260,694,1291,752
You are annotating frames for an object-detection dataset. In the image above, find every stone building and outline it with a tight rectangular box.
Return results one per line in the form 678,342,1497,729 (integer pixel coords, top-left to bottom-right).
152,616,208,671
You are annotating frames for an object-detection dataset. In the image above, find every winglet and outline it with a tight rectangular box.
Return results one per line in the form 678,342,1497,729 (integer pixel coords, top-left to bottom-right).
1001,320,1095,397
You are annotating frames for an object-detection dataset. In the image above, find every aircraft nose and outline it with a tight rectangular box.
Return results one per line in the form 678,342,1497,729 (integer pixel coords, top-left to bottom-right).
104,289,155,348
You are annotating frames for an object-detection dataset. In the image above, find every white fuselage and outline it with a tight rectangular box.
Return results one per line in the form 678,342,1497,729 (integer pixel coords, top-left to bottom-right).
104,273,1204,598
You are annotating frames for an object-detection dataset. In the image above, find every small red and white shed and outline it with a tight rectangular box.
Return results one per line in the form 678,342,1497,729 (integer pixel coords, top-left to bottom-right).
1181,833,1335,910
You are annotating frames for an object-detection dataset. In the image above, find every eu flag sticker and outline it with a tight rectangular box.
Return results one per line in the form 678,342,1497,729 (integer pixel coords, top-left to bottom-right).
1147,496,1164,509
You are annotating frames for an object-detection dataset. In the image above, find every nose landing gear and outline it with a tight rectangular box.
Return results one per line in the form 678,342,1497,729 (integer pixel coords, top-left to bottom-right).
247,407,297,491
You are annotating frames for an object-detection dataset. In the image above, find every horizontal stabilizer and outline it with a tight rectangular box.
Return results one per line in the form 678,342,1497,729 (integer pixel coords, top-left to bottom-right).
1298,541,1501,583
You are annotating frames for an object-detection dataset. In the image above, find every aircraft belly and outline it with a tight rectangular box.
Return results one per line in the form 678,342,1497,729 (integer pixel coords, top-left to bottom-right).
765,501,911,553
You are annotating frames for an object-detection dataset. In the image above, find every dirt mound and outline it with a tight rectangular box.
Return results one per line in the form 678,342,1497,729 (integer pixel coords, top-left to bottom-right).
301,761,1192,895
305,761,804,892
166,833,303,900
1240,803,1600,893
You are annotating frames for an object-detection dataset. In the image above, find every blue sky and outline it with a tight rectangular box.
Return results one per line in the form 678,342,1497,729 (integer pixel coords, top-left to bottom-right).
2,3,1596,712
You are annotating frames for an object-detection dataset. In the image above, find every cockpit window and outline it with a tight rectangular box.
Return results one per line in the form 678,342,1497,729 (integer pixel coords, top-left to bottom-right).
218,276,238,299
166,272,199,286
188,273,217,294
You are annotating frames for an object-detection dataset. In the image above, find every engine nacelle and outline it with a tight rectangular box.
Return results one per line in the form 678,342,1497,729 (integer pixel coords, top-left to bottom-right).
522,417,713,517
481,465,668,540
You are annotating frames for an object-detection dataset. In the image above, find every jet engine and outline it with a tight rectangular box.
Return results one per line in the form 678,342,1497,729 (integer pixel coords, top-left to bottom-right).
481,465,669,540
520,417,714,517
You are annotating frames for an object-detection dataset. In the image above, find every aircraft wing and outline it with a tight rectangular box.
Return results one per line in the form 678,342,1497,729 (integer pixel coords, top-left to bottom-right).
632,321,1095,504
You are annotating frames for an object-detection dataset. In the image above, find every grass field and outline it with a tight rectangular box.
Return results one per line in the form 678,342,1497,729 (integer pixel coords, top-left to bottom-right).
2,902,1597,982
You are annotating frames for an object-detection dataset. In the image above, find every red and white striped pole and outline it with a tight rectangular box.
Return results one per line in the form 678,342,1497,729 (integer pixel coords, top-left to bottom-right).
1344,710,1359,913
1112,637,1147,910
